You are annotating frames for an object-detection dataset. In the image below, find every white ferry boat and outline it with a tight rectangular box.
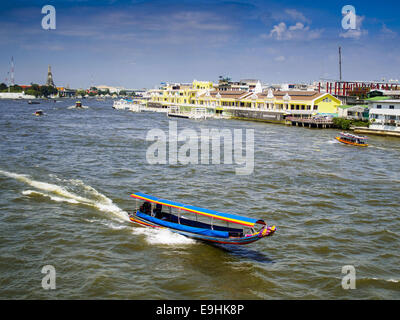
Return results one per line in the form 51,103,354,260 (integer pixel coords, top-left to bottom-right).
113,99,142,112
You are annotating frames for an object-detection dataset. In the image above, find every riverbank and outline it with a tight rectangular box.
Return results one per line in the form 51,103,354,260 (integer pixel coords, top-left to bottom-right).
353,126,400,137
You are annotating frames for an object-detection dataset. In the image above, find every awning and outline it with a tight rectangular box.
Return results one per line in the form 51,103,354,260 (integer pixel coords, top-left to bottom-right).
130,192,262,227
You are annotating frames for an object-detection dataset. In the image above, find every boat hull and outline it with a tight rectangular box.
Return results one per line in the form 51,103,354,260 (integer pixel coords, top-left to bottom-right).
335,136,368,147
129,213,274,245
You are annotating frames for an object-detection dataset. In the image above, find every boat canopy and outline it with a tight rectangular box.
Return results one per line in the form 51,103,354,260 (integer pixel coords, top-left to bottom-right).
339,132,368,140
131,192,264,227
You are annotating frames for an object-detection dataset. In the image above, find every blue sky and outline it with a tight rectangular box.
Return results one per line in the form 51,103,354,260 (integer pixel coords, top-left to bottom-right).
1,0,399,89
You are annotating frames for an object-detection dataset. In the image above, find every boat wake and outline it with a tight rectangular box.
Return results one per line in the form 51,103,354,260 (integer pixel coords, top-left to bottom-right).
67,105,89,109
0,169,195,246
84,218,130,230
22,189,80,204
133,228,196,245
328,139,339,144
0,169,129,222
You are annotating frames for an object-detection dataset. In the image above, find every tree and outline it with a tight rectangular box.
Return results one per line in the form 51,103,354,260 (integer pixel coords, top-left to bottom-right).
0,83,7,91
30,83,40,91
10,85,23,92
25,89,40,97
39,85,58,97
76,89,86,96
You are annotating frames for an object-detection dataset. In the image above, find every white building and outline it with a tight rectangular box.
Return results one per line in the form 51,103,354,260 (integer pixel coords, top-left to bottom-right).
0,92,36,99
369,99,400,132
96,85,124,94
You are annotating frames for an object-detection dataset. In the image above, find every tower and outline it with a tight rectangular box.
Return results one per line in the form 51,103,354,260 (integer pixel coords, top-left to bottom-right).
10,57,15,86
339,46,342,82
254,81,262,94
46,65,55,87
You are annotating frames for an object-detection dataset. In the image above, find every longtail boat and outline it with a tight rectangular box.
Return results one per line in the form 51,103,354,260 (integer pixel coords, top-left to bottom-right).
335,132,368,147
129,192,276,245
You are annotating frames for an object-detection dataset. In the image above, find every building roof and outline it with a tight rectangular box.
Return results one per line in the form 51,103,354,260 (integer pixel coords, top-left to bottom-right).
365,96,392,101
338,105,369,109
199,90,250,100
368,99,400,103
257,90,326,101
196,89,339,103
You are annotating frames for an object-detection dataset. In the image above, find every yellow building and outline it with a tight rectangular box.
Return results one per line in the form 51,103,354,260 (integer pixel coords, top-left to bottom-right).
148,81,341,117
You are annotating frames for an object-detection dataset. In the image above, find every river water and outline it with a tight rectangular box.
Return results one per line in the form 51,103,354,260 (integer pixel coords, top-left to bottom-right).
0,99,399,299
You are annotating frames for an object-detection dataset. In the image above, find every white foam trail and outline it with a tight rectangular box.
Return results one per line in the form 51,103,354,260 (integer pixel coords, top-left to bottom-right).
133,228,196,245
22,190,80,204
67,105,89,109
2,169,196,246
0,169,129,222
84,218,129,230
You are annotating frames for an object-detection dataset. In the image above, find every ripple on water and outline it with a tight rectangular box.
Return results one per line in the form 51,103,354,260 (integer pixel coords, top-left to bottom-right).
0,100,399,299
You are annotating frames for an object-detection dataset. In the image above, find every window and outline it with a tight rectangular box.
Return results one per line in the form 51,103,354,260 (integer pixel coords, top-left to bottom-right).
313,105,318,110
377,105,382,109
389,105,395,109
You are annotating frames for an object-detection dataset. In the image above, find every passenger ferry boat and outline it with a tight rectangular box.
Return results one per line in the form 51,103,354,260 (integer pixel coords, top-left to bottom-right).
128,192,276,245
335,132,368,147
113,98,142,112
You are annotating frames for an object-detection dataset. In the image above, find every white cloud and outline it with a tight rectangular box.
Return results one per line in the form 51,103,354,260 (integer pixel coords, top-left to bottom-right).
269,22,323,40
274,55,286,62
339,15,368,39
339,29,367,39
380,24,397,39
284,9,310,24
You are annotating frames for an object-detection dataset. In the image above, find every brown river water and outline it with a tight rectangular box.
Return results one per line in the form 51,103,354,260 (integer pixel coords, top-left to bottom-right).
0,99,399,299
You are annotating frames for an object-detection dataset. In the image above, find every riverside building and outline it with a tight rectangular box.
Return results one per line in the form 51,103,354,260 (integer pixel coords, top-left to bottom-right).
147,80,342,123
369,99,400,132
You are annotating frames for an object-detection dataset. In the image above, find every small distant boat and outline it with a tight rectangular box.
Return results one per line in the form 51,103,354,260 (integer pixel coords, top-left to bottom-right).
68,101,88,109
28,100,40,105
128,192,276,245
335,132,368,147
34,110,44,116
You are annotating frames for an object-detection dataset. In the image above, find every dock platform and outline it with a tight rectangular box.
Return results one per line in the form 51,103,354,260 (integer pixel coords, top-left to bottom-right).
285,116,334,129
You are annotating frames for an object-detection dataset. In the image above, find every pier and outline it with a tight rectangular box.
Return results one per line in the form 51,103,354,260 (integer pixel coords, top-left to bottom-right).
285,116,334,129
353,127,400,138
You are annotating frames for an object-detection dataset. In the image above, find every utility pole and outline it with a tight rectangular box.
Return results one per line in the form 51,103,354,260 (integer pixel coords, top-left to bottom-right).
339,46,342,82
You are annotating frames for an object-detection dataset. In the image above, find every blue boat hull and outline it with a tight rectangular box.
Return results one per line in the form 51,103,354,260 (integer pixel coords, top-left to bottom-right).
129,210,275,245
